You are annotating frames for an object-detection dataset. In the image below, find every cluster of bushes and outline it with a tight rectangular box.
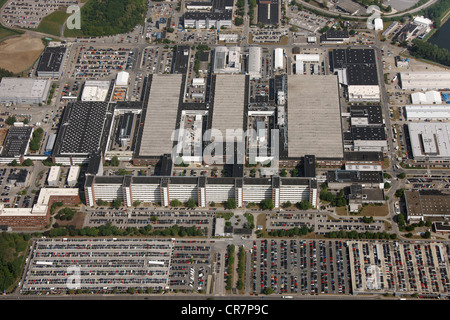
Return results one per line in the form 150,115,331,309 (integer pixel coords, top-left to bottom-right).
225,244,235,291
325,230,397,240
29,127,44,152
46,222,205,238
267,225,313,237
55,208,76,221
237,246,245,290
235,0,245,26
193,44,209,76
320,184,347,207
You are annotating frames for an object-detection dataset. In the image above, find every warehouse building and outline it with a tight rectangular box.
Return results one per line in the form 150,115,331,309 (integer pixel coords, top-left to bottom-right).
0,126,33,164
115,71,129,87
84,175,318,209
36,46,66,78
183,11,232,29
274,48,284,70
52,101,113,164
81,80,111,102
407,122,450,161
294,54,320,75
405,190,450,223
400,72,450,90
257,0,279,26
0,78,51,105
287,75,343,160
320,30,349,44
248,47,262,79
351,126,388,152
411,91,442,105
405,105,450,120
350,105,383,126
133,74,184,165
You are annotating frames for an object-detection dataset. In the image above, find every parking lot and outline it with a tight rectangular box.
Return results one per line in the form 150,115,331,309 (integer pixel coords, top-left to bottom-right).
349,241,450,296
71,46,136,80
249,239,352,295
266,212,386,234
1,0,79,29
21,238,214,295
85,209,214,235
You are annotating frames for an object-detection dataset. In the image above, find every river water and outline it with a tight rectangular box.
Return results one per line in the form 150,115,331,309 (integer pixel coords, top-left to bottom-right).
427,18,450,50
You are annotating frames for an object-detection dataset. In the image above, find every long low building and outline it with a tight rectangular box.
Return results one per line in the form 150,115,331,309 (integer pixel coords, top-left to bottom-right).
400,72,450,90
85,175,318,209
0,78,51,105
405,190,450,223
405,105,450,120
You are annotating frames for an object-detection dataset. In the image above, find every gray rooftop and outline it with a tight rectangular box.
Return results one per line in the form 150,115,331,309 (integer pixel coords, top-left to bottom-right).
287,75,343,159
139,74,183,157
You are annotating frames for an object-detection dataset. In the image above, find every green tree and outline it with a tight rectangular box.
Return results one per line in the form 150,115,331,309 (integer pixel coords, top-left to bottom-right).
22,159,33,166
111,198,122,208
110,156,120,167
170,199,181,207
224,198,237,210
5,116,16,125
186,198,196,208
260,199,274,210
235,16,244,26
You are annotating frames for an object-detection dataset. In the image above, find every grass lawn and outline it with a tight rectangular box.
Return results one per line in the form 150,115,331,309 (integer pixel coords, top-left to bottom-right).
36,10,70,36
357,203,389,217
0,25,22,41
335,206,348,216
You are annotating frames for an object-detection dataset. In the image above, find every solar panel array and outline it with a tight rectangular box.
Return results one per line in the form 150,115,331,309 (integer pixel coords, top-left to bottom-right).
1,127,33,157
59,101,109,155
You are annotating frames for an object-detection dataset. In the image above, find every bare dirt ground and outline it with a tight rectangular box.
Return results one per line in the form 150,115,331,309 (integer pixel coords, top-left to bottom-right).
0,34,44,73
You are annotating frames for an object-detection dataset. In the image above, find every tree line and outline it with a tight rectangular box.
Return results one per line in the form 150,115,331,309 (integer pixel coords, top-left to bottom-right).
409,39,450,67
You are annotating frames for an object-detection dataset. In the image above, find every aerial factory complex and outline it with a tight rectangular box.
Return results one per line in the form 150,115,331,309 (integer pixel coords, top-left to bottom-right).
0,0,449,301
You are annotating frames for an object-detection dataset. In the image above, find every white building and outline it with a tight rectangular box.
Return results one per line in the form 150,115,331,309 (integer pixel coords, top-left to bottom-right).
47,166,61,187
405,105,450,120
115,71,129,87
248,47,262,79
411,91,442,105
274,48,284,70
408,122,450,160
218,33,239,43
213,46,241,74
0,78,51,105
81,80,110,102
294,54,320,74
67,166,81,187
413,16,433,30
400,72,450,90
192,78,205,87
348,85,380,102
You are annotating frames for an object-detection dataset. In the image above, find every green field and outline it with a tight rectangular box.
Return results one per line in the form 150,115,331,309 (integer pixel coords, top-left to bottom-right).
0,25,22,41
35,10,70,37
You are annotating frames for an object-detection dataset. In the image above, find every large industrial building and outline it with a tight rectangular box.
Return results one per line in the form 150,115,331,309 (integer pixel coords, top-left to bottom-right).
0,126,33,164
0,78,51,105
257,0,279,26
408,122,450,161
248,47,262,79
134,74,183,161
405,190,450,223
52,101,113,164
36,46,67,78
400,72,450,90
405,105,450,120
287,75,343,159
331,48,380,102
